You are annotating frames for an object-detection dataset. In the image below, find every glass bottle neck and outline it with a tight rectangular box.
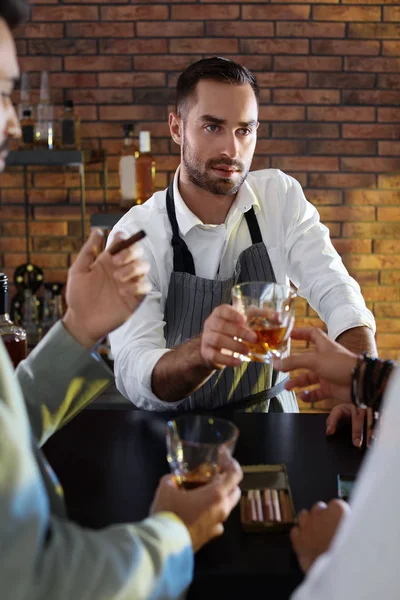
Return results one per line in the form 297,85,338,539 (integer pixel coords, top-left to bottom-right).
0,288,8,316
0,312,12,325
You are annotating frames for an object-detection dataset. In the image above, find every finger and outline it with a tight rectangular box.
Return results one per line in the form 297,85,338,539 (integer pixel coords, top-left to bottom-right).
326,404,352,436
290,525,300,549
297,509,309,529
366,408,374,448
216,457,243,493
223,485,242,516
352,407,366,449
273,352,319,374
118,279,152,300
205,331,252,357
113,260,150,283
328,498,351,519
111,243,145,267
298,388,327,404
211,304,247,325
290,327,329,345
73,229,104,272
284,371,319,390
206,318,257,345
311,501,328,514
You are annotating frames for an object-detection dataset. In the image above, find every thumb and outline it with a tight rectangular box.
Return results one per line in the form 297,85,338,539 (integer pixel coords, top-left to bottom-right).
73,229,104,272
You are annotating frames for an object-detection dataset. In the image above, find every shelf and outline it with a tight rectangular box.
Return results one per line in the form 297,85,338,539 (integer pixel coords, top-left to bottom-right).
6,149,106,168
91,213,125,230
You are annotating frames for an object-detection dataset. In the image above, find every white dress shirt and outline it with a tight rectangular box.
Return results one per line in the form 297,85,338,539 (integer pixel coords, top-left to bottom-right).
108,167,375,410
291,367,400,600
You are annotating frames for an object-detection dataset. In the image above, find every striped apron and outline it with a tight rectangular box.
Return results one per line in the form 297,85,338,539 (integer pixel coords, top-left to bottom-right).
164,182,298,413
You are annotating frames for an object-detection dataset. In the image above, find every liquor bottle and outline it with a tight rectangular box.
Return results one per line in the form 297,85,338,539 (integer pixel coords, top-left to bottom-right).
35,71,54,149
61,100,81,149
119,123,137,210
18,72,31,121
20,108,35,149
135,131,155,205
0,273,27,368
22,289,41,350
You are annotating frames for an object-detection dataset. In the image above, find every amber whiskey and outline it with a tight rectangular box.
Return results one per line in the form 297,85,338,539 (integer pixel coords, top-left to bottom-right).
0,273,27,368
135,131,155,205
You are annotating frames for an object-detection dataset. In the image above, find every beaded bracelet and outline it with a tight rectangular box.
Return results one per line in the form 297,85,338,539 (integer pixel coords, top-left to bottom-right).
351,352,395,412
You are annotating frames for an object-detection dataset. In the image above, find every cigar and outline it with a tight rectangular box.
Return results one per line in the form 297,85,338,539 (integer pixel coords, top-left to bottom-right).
278,490,293,523
254,489,264,522
108,230,146,256
248,490,258,522
271,489,282,522
262,489,273,521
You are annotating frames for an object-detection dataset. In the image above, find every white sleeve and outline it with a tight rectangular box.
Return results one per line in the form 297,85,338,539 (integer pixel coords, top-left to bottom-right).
280,173,376,341
291,367,400,600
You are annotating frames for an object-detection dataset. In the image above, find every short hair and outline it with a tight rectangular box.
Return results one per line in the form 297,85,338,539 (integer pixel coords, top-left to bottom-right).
176,56,260,118
0,0,29,29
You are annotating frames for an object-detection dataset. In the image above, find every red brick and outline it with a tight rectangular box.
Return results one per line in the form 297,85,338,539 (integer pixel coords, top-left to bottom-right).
0,173,24,188
309,73,375,88
101,6,168,20
65,57,131,72
241,39,309,55
18,57,62,71
342,157,400,173
332,239,372,254
343,125,400,139
0,238,27,252
66,23,134,38
313,6,381,21
32,253,69,268
276,22,345,37
16,23,63,38
343,223,400,238
171,5,239,19
138,21,204,37
376,333,400,348
309,140,376,155
379,75,400,90
375,316,400,330
170,39,238,54
99,106,166,121
374,303,400,318
136,55,197,72
378,108,400,123
101,39,168,54
256,140,307,155
275,56,341,71
31,222,69,236
273,89,340,105
309,107,375,122
50,73,97,88
102,138,169,156
33,172,100,188
382,42,400,56
272,123,339,139
223,55,273,71
259,90,272,103
271,157,339,172
206,21,274,37
1,222,27,236
257,73,307,89
349,271,378,286
31,6,98,20
29,39,96,55
311,39,379,55
379,141,400,156
318,206,374,222
309,173,376,188
378,174,400,189
98,73,165,88
381,273,400,286
345,57,400,73
249,156,271,171
348,23,400,38
33,237,82,253
243,5,310,19
384,7,400,21
154,156,181,171
324,223,341,237
305,189,343,205
374,240,400,254
69,89,133,105
378,208,400,221
343,90,400,106
346,189,400,205
258,106,305,121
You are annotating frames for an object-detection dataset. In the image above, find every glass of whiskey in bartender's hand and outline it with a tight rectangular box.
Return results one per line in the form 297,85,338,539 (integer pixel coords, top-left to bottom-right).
232,281,297,363
166,415,239,490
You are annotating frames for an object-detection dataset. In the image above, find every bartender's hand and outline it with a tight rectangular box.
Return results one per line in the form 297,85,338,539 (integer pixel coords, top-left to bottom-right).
151,455,242,552
200,304,258,369
291,499,350,573
63,229,150,349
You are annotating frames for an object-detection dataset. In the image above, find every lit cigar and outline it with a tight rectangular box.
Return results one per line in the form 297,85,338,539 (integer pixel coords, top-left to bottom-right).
271,489,282,522
248,490,258,522
262,489,273,521
254,489,263,522
108,230,146,256
278,490,293,523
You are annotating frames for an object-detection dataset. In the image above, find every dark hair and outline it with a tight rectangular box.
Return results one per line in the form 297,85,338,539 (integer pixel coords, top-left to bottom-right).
0,0,29,29
176,56,260,117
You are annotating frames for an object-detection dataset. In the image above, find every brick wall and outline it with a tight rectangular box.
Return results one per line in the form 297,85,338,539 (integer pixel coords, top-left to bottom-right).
1,1,400,377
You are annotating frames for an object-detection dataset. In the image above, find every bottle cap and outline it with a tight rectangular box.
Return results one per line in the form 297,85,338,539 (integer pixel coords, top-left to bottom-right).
139,131,151,153
123,123,134,137
64,99,74,109
22,108,32,118
0,273,8,291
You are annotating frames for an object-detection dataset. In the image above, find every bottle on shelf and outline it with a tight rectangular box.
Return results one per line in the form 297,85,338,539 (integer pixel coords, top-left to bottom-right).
119,123,137,210
135,131,155,205
20,108,35,149
18,72,31,121
40,283,64,337
22,289,41,350
35,71,54,150
61,100,81,149
0,273,27,368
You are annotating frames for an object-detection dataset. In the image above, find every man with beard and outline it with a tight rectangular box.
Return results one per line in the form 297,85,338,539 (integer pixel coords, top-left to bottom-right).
109,57,376,432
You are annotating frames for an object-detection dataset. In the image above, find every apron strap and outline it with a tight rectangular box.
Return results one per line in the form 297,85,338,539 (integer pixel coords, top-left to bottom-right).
244,207,263,245
166,181,196,275
210,376,290,413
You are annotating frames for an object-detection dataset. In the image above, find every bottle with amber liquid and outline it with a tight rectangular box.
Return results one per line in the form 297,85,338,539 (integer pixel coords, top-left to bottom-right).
20,108,35,149
0,273,27,368
119,123,137,210
61,100,81,149
135,131,155,205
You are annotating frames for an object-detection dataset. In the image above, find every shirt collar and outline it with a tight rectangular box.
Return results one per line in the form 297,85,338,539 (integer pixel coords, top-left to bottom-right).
172,166,261,237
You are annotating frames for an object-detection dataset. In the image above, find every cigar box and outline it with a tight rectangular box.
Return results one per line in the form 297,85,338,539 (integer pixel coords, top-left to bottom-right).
240,464,296,533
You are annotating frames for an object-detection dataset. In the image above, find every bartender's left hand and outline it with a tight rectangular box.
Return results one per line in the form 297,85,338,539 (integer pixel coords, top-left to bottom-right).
63,229,150,349
291,499,350,573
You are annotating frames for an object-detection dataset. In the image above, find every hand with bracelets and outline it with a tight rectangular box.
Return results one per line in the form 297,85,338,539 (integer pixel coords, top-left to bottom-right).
273,328,396,448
